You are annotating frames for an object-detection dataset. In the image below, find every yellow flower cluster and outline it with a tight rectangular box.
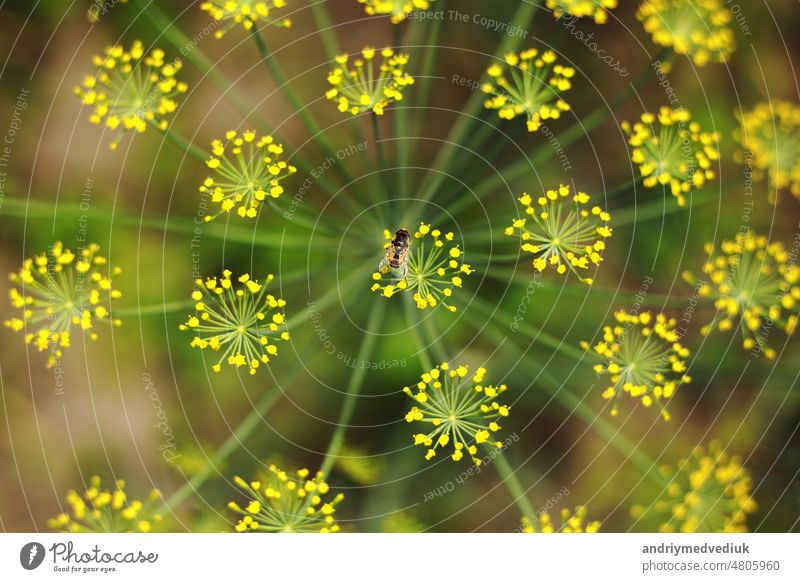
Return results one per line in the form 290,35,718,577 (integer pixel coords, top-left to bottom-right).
74,40,187,150
199,130,297,221
582,311,691,420
505,185,612,285
546,0,618,24
48,476,162,533
622,106,719,206
482,48,574,133
637,0,736,66
199,0,292,37
735,100,800,201
683,231,799,359
179,271,289,375
654,442,757,532
521,506,601,533
4,242,122,369
326,47,414,116
404,363,509,466
371,224,474,312
358,0,433,24
228,466,344,532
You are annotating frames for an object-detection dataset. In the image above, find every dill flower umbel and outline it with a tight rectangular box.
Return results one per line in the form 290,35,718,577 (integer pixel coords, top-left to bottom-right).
482,48,573,133
200,1,292,37
653,442,757,532
404,363,509,466
683,231,799,359
199,130,297,220
74,40,187,150
326,47,414,116
622,106,719,206
582,311,691,420
358,0,433,24
179,271,289,375
228,466,344,532
735,100,800,201
637,0,736,66
505,185,612,285
546,0,617,24
371,224,474,312
4,242,122,369
48,476,162,533
521,506,601,533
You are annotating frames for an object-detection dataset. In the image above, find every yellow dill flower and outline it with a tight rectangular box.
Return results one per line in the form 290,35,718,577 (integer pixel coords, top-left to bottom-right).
371,224,474,313
735,100,800,202
326,47,414,116
521,506,601,533
653,442,757,532
622,106,719,206
505,185,612,285
179,271,289,375
482,48,573,133
637,0,736,66
683,231,799,360
199,130,297,221
48,476,162,533
546,0,617,24
358,0,433,24
228,466,344,532
199,0,292,37
582,311,691,420
404,363,509,466
4,242,122,369
74,40,187,150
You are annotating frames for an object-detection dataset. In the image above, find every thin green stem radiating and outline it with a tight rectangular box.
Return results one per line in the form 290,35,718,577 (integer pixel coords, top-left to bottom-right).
319,301,386,476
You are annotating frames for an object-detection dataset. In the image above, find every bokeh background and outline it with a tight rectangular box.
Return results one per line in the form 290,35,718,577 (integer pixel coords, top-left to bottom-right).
0,0,799,532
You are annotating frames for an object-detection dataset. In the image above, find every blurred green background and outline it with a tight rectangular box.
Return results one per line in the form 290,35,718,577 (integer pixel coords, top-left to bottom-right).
0,0,799,532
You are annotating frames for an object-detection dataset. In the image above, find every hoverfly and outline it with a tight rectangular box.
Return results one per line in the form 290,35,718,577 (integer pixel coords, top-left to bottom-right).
378,228,411,280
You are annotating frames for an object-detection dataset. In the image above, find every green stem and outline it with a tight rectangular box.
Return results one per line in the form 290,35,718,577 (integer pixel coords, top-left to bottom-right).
0,198,320,249
319,301,386,476
250,29,353,186
163,268,363,510
156,122,209,162
412,304,538,521
307,0,341,59
404,0,539,226
492,451,537,518
114,301,194,318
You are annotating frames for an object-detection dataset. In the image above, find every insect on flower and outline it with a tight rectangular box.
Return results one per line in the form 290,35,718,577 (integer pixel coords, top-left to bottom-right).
378,227,411,280
371,223,474,312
